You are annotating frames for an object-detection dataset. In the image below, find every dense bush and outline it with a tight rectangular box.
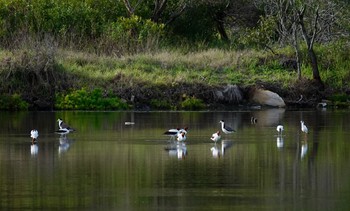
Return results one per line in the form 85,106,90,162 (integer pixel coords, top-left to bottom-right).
181,96,205,110
55,88,129,110
0,94,28,110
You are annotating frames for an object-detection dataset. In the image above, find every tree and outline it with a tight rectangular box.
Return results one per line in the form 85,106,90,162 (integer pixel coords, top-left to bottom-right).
255,0,343,88
122,0,188,26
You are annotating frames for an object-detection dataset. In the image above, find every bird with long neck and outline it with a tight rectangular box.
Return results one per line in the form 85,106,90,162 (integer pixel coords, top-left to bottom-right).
219,120,235,134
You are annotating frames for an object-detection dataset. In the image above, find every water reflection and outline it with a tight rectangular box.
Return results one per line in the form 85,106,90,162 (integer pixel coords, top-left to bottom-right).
250,108,285,126
30,143,38,156
165,141,187,159
58,134,73,154
1,110,350,210
210,140,233,158
300,140,308,159
277,136,284,148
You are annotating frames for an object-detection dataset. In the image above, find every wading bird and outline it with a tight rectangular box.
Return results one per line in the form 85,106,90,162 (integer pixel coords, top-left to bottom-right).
276,125,284,136
30,129,39,144
219,120,235,134
300,121,308,134
177,131,187,142
210,131,221,143
56,118,75,134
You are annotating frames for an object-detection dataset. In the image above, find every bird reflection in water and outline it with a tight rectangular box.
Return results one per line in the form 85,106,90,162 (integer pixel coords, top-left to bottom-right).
30,129,39,156
165,142,187,160
31,143,38,156
300,140,308,159
58,134,72,154
210,140,233,158
276,136,284,148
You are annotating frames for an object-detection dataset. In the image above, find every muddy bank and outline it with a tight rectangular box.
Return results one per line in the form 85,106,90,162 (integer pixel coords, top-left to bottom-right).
17,78,334,111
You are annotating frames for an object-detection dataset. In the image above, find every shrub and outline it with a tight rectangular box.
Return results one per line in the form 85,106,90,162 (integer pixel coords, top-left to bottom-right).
0,94,28,110
55,88,128,110
150,99,172,110
180,96,205,110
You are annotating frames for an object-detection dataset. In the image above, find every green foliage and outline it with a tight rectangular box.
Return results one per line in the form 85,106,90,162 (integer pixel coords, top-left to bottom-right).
0,94,28,110
106,15,164,54
239,16,277,50
181,96,205,111
150,99,172,110
329,94,350,103
55,88,128,110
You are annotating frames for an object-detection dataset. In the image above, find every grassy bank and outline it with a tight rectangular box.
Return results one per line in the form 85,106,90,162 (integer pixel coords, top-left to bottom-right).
0,42,349,110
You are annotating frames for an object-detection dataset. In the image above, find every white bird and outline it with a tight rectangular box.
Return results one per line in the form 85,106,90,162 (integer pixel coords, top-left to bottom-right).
300,121,308,133
211,131,221,143
30,129,39,143
219,120,235,134
276,125,284,135
177,131,187,142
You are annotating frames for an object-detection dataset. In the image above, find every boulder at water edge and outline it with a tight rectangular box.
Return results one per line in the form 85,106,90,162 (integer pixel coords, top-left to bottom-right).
250,88,286,107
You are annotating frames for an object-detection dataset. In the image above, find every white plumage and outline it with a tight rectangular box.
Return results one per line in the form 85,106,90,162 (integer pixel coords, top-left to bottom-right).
177,131,187,142
300,121,308,133
30,129,39,142
276,125,284,135
211,131,221,143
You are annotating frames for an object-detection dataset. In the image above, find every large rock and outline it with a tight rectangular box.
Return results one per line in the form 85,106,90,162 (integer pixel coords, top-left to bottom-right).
250,88,286,107
214,84,243,104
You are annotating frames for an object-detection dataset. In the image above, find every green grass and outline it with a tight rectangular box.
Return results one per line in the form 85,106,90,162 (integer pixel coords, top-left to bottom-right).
1,42,350,110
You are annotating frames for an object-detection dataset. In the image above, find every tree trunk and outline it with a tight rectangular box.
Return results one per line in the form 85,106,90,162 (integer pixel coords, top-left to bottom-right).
308,48,324,89
298,8,324,89
215,11,229,42
292,24,302,79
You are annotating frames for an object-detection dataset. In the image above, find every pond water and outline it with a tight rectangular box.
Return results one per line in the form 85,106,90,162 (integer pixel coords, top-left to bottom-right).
1,109,350,210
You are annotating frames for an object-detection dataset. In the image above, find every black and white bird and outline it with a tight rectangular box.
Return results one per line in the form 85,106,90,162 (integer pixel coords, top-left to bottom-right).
276,125,284,135
164,127,188,135
56,118,75,134
251,117,258,124
300,121,308,134
30,129,39,144
164,127,188,140
219,120,235,134
210,131,221,143
177,131,187,142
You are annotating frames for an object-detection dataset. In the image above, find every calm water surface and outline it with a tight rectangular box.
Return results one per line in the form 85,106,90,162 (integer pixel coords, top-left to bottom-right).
1,109,350,210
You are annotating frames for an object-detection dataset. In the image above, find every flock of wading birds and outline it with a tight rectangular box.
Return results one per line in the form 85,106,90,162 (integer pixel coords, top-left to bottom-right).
162,119,308,143
29,118,309,146
30,117,308,157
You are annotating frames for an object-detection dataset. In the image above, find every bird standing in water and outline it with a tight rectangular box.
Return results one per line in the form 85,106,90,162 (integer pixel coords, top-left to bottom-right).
276,125,284,136
56,118,75,134
219,120,235,134
30,129,39,144
177,131,187,142
211,131,221,143
300,121,308,134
